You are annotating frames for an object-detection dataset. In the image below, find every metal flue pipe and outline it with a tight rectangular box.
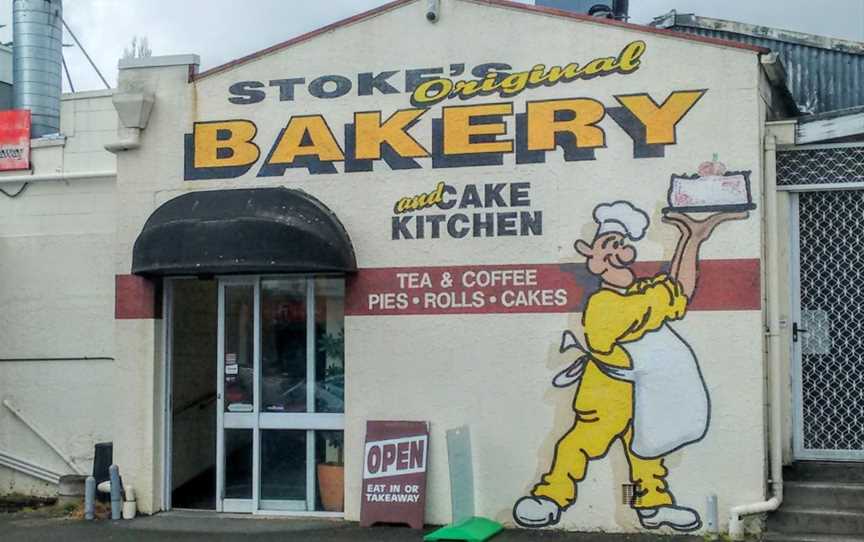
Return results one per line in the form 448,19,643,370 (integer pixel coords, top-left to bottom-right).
12,0,63,138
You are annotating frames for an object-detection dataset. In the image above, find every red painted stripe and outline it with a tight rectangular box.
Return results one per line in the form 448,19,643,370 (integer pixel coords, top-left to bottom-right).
115,275,160,320
193,0,767,82
345,259,761,316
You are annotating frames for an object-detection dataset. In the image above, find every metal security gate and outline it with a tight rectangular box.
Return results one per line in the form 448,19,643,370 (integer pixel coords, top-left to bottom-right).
792,190,864,460
784,144,864,461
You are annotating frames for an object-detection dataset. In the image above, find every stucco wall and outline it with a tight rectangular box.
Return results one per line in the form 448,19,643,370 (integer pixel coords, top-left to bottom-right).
110,0,767,535
0,92,117,495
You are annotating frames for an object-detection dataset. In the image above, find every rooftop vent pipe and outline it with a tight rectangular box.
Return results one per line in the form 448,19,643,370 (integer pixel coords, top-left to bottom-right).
535,0,629,21
12,0,63,138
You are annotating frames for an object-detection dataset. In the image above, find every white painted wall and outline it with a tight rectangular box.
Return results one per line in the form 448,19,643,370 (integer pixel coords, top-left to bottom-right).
0,91,117,496
107,1,770,535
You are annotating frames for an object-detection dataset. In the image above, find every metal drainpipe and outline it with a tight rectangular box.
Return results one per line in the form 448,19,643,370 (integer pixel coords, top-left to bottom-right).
728,134,784,539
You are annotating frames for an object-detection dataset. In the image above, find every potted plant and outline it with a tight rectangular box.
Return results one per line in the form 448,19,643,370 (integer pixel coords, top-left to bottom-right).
317,431,344,512
317,331,345,512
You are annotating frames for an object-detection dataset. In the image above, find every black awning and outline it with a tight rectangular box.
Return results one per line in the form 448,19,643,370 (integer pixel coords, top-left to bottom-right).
132,188,357,276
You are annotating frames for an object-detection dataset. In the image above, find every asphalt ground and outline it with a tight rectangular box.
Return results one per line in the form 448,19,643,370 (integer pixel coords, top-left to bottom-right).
0,510,710,542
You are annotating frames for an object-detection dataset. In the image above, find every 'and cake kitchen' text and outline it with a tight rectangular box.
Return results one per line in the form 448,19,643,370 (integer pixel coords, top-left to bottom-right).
391,181,542,240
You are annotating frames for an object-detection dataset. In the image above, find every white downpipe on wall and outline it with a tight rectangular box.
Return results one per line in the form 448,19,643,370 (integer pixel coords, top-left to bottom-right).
0,170,116,185
728,134,784,539
2,399,85,475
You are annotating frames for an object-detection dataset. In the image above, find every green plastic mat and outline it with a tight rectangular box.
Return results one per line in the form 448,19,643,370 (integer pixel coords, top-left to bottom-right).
423,516,503,542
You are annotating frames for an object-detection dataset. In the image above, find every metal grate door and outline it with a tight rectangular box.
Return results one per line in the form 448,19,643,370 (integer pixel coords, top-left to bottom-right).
794,190,864,460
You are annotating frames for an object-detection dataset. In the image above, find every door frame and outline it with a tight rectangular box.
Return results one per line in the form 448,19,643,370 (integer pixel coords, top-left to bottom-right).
217,276,259,513
162,275,345,516
789,189,864,461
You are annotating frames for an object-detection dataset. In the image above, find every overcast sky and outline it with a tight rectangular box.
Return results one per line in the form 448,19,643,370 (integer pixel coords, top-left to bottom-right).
0,0,862,92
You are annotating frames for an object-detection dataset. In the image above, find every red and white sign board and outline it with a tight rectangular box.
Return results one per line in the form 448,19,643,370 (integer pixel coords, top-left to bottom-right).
0,110,31,172
360,420,429,530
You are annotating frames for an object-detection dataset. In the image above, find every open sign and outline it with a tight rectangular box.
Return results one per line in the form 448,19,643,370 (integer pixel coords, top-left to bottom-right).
360,421,429,530
364,435,428,479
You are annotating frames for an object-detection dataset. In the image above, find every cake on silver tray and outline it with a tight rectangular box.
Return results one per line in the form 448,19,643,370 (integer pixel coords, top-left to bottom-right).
664,160,756,213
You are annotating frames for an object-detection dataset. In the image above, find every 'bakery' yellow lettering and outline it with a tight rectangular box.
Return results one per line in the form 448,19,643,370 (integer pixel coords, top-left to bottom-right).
268,115,345,163
615,90,706,145
527,99,606,151
193,120,260,169
443,103,514,156
184,89,707,179
355,110,430,160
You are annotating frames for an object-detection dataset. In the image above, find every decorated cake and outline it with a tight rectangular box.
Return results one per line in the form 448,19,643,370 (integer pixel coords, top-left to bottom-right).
665,159,756,213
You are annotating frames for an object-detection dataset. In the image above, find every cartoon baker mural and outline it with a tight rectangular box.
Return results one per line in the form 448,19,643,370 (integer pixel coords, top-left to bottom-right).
513,160,754,532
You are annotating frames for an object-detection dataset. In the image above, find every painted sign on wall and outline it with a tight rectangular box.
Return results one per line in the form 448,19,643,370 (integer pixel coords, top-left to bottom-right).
183,41,709,180
513,160,756,532
360,420,430,530
0,110,31,171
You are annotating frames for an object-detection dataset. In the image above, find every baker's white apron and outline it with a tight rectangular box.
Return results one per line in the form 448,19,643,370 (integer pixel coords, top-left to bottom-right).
555,326,710,458
622,324,710,458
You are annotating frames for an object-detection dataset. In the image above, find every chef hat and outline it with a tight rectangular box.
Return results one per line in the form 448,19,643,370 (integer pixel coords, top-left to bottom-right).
593,201,650,241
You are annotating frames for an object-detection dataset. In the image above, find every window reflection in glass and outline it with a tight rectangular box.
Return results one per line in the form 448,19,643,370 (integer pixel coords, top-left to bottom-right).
261,279,307,412
224,285,254,413
224,429,253,499
315,278,345,414
260,430,306,502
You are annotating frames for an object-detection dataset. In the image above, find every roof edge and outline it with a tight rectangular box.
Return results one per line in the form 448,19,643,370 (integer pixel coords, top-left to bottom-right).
469,0,768,53
652,11,864,55
194,0,416,81
799,105,864,124
193,0,768,82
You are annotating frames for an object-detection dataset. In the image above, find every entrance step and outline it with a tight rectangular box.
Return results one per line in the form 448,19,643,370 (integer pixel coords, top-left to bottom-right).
764,534,864,542
785,461,864,484
767,507,864,536
766,462,864,539
785,481,864,509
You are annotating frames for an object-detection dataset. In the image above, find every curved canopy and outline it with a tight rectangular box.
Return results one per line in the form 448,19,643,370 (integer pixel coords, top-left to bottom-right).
132,188,357,276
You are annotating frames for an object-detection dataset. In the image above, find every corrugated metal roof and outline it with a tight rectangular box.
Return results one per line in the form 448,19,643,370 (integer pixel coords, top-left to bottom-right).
653,12,864,115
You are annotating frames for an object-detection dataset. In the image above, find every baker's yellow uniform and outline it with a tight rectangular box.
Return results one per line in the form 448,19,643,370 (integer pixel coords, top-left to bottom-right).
532,274,688,509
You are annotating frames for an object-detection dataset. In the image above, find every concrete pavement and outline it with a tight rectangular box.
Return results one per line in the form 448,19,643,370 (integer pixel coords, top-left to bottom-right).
0,510,712,541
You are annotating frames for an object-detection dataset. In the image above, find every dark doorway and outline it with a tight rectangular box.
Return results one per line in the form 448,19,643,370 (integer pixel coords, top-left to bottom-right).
170,279,218,509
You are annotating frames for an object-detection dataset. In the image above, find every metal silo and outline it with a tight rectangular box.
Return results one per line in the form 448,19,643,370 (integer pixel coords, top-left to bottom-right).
12,0,63,138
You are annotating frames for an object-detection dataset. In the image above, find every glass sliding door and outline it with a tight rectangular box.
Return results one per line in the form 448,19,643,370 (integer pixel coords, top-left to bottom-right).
217,279,258,513
216,276,345,514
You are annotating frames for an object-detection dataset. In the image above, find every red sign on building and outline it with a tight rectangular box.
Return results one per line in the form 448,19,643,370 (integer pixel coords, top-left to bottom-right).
360,420,429,530
0,110,31,172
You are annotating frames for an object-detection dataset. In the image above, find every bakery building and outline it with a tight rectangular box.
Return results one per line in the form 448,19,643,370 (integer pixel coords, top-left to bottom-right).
1,0,862,538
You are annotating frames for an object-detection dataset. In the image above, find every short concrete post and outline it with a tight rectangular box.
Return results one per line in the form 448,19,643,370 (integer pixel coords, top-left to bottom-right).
109,465,121,520
84,476,96,520
706,494,719,533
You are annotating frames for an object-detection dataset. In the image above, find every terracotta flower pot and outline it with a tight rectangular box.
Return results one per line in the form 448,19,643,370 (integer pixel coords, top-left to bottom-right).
317,463,344,512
